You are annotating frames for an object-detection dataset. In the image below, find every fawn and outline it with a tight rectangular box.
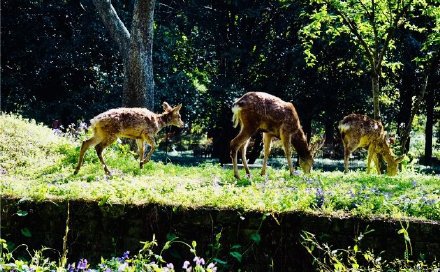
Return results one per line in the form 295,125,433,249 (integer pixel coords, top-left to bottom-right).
230,92,324,179
339,113,403,176
74,102,183,175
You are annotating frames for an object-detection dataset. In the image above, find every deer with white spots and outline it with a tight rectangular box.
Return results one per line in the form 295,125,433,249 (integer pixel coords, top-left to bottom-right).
339,113,403,176
74,102,183,175
230,92,324,179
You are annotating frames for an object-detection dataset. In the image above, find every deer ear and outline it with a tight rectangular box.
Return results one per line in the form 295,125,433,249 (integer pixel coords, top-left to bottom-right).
310,136,325,157
395,155,405,164
162,102,172,112
173,104,182,112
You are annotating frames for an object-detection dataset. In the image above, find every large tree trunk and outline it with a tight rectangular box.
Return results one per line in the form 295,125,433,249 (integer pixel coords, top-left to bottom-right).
125,0,155,109
93,0,155,109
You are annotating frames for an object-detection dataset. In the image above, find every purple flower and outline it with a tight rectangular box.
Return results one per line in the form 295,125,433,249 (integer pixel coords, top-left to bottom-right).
67,263,75,272
207,262,217,271
167,263,174,269
182,260,191,270
315,187,324,208
53,128,63,136
411,180,417,188
117,251,130,262
193,256,205,266
77,259,88,270
118,262,128,271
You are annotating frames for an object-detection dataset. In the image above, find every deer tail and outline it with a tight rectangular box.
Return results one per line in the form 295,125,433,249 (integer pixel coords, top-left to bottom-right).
231,104,242,128
338,121,350,133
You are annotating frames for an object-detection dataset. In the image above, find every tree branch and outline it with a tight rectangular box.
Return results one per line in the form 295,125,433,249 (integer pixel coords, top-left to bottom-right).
329,1,375,66
376,0,414,70
92,0,131,56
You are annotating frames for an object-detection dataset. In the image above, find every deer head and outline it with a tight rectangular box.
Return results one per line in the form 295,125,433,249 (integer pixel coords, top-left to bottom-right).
162,102,184,128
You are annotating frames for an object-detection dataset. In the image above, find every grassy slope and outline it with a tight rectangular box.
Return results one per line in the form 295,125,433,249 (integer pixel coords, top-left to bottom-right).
1,113,439,221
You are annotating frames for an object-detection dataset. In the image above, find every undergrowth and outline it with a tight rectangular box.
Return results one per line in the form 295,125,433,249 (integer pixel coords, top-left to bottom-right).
1,113,439,220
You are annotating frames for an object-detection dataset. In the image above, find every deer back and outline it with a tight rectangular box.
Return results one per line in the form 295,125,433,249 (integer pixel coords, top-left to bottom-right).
339,114,385,148
233,92,302,137
91,108,160,139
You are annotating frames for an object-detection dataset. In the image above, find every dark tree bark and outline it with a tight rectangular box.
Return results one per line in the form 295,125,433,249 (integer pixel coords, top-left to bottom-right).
400,51,439,154
424,87,434,165
93,0,155,109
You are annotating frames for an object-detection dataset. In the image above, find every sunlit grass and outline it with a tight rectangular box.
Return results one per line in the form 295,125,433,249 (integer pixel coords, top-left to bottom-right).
1,113,439,221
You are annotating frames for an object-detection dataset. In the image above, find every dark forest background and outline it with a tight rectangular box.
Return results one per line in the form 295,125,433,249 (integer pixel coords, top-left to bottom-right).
1,0,439,163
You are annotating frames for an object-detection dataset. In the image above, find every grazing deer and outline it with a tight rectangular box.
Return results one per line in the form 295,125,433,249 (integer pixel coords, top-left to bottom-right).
338,113,404,176
74,102,183,175
230,92,324,179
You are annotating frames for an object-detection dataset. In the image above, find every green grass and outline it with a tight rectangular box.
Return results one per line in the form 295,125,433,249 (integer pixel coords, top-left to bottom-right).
1,113,439,221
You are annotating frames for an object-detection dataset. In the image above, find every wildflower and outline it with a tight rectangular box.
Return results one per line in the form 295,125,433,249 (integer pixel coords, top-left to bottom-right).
78,121,88,131
163,263,175,272
193,256,205,266
77,259,88,270
182,260,191,271
53,128,63,136
316,187,325,208
411,180,417,188
207,262,218,271
67,263,75,272
118,262,128,272
118,251,130,262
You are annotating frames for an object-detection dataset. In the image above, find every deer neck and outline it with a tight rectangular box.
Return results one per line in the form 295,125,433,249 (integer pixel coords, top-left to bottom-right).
379,144,396,164
158,113,171,129
292,129,312,160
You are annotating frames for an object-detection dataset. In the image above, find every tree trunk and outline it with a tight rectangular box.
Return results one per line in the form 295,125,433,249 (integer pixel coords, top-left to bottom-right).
371,71,381,120
93,0,155,109
424,87,434,165
125,0,155,109
400,74,429,154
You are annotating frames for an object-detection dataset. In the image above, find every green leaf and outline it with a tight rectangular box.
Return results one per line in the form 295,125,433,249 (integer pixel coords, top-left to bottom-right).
230,251,242,262
213,258,228,265
21,228,32,238
231,244,242,250
166,233,177,241
16,210,28,217
250,233,261,245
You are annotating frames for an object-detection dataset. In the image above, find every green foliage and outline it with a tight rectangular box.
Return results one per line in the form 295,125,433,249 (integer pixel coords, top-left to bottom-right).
301,226,440,271
1,114,440,221
0,237,219,272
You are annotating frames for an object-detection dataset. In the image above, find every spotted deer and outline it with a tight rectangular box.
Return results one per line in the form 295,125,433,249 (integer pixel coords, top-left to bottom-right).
338,113,404,176
230,92,324,179
74,102,183,175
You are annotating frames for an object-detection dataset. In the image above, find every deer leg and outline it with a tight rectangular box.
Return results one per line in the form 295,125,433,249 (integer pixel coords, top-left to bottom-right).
136,139,145,168
366,144,376,174
261,133,272,176
95,137,116,175
74,136,100,175
280,131,293,175
230,130,253,179
240,139,251,177
343,145,351,174
373,153,381,174
141,135,156,168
